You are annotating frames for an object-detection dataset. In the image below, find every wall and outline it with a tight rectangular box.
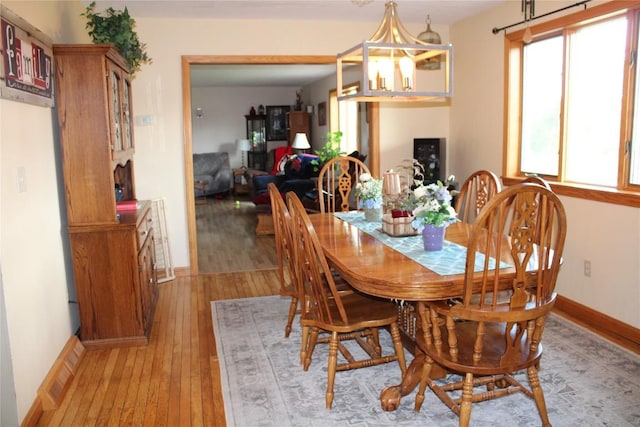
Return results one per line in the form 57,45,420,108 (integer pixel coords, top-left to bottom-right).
450,0,639,328
0,1,89,421
191,86,297,166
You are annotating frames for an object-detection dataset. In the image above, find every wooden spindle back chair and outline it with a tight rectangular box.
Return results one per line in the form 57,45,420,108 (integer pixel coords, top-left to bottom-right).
286,192,407,409
415,183,567,427
268,183,299,338
521,175,551,190
317,156,370,213
454,169,502,223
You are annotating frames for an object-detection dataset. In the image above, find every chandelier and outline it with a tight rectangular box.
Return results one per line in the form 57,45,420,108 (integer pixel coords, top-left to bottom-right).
337,1,453,102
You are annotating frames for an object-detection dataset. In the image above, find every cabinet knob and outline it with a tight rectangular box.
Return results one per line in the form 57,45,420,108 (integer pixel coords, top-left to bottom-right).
141,230,147,236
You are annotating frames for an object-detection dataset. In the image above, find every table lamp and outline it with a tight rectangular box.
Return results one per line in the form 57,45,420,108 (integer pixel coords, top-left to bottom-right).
292,133,311,153
237,138,251,169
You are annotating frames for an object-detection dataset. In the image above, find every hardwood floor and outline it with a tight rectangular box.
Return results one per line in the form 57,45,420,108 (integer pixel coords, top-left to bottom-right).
36,197,281,426
36,272,281,426
196,195,278,273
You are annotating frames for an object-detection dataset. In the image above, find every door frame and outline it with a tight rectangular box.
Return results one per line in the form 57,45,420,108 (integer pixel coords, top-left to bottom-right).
181,55,380,275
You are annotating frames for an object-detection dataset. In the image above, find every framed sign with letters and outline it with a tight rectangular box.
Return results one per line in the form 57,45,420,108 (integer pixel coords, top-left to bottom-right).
0,5,54,107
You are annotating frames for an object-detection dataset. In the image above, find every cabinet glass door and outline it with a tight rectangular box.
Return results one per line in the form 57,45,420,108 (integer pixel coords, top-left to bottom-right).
107,64,123,153
122,77,134,151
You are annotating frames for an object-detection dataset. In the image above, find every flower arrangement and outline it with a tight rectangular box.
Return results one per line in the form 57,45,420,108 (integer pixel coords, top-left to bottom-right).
355,173,383,209
410,181,458,231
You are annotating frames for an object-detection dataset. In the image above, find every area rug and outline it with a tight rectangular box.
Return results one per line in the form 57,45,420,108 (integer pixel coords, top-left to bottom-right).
212,296,640,427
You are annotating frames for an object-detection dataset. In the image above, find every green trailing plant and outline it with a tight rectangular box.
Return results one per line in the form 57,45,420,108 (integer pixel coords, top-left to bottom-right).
311,131,345,171
82,2,151,74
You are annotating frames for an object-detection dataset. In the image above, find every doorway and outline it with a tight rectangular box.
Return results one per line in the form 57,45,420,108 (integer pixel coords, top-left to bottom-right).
181,55,380,275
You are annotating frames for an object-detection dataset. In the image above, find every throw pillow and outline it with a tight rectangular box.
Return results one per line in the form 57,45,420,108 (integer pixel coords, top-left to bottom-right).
275,154,292,175
270,146,293,175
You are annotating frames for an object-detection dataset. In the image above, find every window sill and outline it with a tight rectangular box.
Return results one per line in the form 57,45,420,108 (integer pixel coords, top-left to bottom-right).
502,177,640,208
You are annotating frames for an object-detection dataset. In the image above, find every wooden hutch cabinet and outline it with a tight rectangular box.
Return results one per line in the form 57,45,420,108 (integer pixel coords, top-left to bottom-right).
54,44,158,348
287,111,311,144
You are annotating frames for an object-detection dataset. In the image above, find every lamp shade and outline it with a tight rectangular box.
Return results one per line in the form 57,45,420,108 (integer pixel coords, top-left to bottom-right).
292,133,311,150
237,139,251,152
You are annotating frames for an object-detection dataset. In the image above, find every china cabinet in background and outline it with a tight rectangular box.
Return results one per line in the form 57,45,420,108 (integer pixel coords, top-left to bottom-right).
245,114,267,170
54,44,158,348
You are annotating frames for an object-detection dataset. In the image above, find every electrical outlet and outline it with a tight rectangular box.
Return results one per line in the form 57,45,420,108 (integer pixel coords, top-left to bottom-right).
584,260,591,277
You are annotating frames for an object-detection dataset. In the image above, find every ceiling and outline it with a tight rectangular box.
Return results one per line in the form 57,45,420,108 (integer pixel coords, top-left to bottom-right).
90,1,505,25
89,0,507,87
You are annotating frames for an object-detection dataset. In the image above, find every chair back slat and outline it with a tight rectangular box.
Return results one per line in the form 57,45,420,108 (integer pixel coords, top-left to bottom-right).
287,192,348,325
455,169,502,223
317,156,370,213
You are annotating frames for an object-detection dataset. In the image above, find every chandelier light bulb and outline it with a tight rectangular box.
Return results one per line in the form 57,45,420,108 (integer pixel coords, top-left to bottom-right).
399,57,415,90
368,60,379,90
377,58,394,91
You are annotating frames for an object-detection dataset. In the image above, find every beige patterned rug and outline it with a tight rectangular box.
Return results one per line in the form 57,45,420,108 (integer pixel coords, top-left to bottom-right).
212,295,640,426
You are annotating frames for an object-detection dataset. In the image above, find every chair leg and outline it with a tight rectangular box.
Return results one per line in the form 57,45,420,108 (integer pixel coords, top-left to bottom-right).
300,325,310,366
414,357,434,412
389,323,407,375
284,296,297,338
527,365,552,427
304,327,320,371
459,372,474,427
326,331,339,409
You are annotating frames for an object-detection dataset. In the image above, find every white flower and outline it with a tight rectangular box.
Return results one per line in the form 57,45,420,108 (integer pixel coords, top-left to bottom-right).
359,172,372,182
413,186,427,199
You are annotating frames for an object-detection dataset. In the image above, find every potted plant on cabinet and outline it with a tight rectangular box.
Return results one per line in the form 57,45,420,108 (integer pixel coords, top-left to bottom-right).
82,1,152,75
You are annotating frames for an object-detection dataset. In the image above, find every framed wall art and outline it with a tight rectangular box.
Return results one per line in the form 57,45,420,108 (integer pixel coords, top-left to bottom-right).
266,105,290,141
0,5,54,107
317,101,326,126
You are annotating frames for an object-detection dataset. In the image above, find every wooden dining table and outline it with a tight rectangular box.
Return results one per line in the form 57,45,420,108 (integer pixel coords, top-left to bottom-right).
308,213,504,411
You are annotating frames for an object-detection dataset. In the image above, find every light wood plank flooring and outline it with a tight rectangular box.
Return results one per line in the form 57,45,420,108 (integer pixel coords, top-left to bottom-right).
36,196,281,426
197,195,278,273
36,272,281,426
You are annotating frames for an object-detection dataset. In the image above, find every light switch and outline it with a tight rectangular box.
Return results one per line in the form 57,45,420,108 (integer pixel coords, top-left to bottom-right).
16,166,26,193
135,115,153,126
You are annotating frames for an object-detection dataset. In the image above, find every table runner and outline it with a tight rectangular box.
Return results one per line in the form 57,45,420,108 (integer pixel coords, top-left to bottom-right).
334,211,508,276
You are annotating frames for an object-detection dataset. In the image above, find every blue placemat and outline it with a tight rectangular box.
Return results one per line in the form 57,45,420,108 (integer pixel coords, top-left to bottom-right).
334,211,509,276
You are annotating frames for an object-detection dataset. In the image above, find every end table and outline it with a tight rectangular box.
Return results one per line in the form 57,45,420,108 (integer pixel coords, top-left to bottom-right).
233,169,249,195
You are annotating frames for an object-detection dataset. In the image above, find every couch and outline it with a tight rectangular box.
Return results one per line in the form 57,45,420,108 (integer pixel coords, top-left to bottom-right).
249,148,320,235
193,152,233,196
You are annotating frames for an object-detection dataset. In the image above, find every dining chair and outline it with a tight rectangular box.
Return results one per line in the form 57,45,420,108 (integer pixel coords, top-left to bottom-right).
317,155,371,213
522,174,552,190
269,183,354,353
414,183,567,427
454,169,502,223
268,183,299,338
286,192,407,409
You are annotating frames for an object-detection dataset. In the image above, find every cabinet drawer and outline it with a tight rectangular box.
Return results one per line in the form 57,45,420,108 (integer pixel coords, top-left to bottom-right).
137,208,153,249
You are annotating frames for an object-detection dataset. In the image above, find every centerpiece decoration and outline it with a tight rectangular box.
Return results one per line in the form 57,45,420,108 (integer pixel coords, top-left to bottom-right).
355,173,383,222
411,181,458,251
381,159,425,236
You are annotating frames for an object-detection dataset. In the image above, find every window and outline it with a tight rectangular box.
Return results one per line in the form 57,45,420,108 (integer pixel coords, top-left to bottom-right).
329,85,360,154
505,2,640,206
